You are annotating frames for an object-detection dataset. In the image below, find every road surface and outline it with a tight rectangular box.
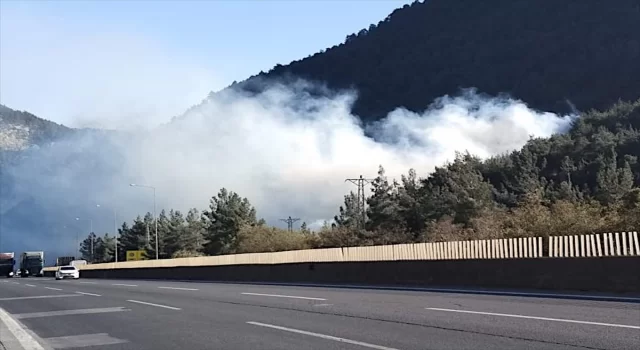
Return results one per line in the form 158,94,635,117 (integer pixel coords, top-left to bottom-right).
1,278,638,349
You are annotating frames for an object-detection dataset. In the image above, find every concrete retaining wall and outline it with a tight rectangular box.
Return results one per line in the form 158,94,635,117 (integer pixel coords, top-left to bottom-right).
79,256,640,293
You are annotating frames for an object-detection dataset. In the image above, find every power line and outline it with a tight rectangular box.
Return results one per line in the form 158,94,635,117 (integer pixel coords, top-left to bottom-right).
345,175,375,229
280,216,301,232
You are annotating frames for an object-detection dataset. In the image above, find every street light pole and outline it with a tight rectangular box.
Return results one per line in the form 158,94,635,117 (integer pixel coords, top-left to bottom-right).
114,208,118,263
130,184,159,260
90,219,93,263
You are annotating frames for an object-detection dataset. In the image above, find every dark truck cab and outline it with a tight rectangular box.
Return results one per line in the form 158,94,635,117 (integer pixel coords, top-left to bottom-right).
0,252,16,277
20,251,44,277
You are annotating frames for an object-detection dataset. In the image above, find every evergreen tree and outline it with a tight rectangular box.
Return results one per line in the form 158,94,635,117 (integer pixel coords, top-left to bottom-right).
163,209,186,258
202,188,262,255
183,208,205,254
333,191,361,228
366,165,402,232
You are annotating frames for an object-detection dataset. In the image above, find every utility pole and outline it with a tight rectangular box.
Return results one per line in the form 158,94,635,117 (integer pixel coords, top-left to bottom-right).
345,175,374,230
280,216,300,232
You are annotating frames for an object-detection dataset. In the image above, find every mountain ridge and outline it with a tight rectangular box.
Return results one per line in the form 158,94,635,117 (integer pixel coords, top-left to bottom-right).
229,0,640,121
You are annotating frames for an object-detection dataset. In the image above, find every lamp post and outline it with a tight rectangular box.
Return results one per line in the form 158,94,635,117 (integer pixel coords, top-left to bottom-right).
129,184,158,260
75,217,93,262
96,204,119,263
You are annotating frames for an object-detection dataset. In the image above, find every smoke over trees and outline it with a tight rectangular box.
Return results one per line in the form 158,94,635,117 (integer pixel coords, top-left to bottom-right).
81,99,639,261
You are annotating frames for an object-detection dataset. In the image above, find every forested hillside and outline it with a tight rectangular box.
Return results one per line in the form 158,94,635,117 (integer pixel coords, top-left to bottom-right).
0,104,73,155
236,0,640,121
81,99,640,262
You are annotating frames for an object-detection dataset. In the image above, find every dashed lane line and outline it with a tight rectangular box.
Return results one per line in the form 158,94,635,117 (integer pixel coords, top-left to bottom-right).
426,308,640,330
158,286,198,291
241,292,326,301
75,292,101,297
126,300,181,310
247,322,399,350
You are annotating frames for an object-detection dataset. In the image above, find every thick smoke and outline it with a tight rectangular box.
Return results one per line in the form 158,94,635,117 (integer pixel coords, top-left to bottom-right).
1,81,575,257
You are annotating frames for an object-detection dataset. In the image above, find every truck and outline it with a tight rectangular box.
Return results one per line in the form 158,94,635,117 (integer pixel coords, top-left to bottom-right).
56,256,75,267
0,252,16,278
19,251,44,277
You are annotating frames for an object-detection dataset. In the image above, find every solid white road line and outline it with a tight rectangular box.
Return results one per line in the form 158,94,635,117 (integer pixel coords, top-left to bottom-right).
78,281,97,284
25,284,36,287
44,287,63,291
112,283,138,287
0,307,46,350
426,308,640,330
0,294,80,301
247,322,399,350
241,292,326,301
127,300,181,310
158,286,198,291
14,307,131,319
75,291,101,297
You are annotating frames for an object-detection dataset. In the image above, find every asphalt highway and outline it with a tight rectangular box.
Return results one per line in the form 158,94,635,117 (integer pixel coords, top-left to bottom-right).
1,277,638,349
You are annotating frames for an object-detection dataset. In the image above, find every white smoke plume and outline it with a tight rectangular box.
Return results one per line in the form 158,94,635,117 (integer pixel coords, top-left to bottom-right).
1,81,575,256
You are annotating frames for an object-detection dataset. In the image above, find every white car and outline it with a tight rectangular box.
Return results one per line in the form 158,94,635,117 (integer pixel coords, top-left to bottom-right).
55,266,80,280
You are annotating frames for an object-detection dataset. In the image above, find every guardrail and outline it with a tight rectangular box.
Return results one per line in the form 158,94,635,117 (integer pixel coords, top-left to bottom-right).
40,231,636,272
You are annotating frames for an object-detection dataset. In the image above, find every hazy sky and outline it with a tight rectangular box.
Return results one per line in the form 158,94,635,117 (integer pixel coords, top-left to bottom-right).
0,0,411,128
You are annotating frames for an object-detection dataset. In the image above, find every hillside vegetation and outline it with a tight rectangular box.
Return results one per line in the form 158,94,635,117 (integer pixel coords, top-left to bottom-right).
236,0,640,121
81,99,640,262
0,104,73,152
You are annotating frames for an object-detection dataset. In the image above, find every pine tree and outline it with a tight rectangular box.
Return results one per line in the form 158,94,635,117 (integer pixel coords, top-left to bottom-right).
184,208,205,254
117,215,148,261
333,191,361,228
163,209,186,258
202,188,262,255
79,232,97,262
366,165,402,232
397,168,425,238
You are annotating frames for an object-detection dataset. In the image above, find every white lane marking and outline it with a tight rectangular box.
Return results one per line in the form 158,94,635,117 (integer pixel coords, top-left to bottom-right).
44,333,128,348
227,282,640,303
127,299,181,310
44,287,63,291
0,306,46,350
75,291,101,297
78,281,97,284
0,294,80,301
25,284,36,287
158,286,198,291
313,303,334,307
247,322,399,350
426,308,640,330
112,283,138,287
14,307,130,319
241,292,326,301
11,282,19,284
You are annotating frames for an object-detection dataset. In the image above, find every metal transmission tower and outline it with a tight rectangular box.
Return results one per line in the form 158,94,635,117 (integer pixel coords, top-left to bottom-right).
345,175,374,229
280,216,301,232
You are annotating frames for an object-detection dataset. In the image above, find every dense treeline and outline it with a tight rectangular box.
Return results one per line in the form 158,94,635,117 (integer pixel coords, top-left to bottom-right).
83,99,640,262
234,0,640,121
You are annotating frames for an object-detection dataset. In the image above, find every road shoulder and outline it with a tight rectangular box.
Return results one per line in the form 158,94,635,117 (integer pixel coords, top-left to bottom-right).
0,306,51,350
